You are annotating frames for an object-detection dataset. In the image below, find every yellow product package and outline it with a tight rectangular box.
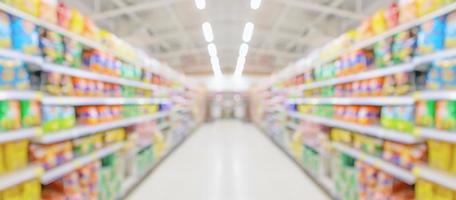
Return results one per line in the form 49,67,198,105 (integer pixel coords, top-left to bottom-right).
0,144,4,174
434,185,454,200
21,179,41,200
415,179,434,200
2,186,22,200
4,140,28,171
428,140,452,171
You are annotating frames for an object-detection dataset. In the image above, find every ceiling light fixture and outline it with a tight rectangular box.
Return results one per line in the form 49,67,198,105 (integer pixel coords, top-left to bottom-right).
234,56,246,76
242,22,254,42
208,43,217,57
239,43,249,57
194,0,206,10
211,57,223,76
202,22,214,42
210,56,220,66
250,0,262,10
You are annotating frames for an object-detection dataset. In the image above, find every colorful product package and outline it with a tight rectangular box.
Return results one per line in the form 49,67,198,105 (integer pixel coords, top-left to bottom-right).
0,59,29,90
415,179,434,200
445,10,456,48
392,29,418,64
42,106,60,133
44,72,61,95
0,11,11,48
417,0,445,16
434,185,454,200
427,59,456,89
372,9,388,35
374,37,393,67
60,106,75,129
12,0,40,16
428,140,452,170
63,37,82,68
418,16,446,55
57,2,71,28
436,100,456,131
39,0,57,23
20,100,41,127
76,106,99,125
22,179,41,200
395,106,415,133
415,100,436,127
381,106,396,130
69,9,84,34
394,72,414,95
4,140,28,171
385,3,400,29
399,0,419,23
0,144,4,174
39,29,64,64
10,16,39,55
60,75,74,96
0,100,21,131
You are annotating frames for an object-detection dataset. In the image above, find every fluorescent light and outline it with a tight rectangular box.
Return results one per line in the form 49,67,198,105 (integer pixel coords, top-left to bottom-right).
202,22,214,42
250,0,262,10
195,0,206,10
239,43,249,57
208,43,217,57
234,56,246,76
242,22,254,42
211,58,222,76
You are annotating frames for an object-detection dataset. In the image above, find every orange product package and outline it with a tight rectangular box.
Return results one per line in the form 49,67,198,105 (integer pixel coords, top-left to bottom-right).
358,106,381,125
72,77,87,96
97,106,112,123
76,106,98,125
86,80,96,97
369,77,385,96
82,18,100,41
352,81,361,97
95,81,104,97
346,106,360,123
399,0,418,24
356,17,374,41
39,0,57,23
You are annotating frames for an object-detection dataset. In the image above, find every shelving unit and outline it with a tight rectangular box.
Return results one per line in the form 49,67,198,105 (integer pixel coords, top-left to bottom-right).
0,166,43,191
42,96,170,106
33,112,170,144
251,2,456,199
0,127,40,143
288,112,421,144
41,142,125,185
332,142,416,185
414,165,456,191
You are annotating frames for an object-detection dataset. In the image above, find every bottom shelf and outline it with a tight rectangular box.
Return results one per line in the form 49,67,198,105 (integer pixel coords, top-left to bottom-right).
0,165,43,191
257,124,338,199
116,124,198,199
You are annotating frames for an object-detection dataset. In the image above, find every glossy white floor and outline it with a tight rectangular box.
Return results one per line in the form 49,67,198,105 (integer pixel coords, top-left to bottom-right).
126,120,330,200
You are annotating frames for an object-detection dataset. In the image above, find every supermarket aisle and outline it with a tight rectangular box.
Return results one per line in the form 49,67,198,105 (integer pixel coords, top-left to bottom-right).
126,120,330,200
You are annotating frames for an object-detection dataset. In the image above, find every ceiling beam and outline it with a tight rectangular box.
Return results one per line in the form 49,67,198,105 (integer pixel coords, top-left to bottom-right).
90,0,185,20
270,0,366,21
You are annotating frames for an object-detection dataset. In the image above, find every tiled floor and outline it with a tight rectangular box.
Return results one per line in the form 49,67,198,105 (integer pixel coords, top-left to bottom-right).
126,120,330,200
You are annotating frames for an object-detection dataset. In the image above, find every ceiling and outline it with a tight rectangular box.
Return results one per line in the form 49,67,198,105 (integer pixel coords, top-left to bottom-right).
64,0,391,76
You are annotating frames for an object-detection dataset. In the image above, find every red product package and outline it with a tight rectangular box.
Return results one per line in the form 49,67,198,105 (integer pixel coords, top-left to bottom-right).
385,3,400,29
57,3,71,29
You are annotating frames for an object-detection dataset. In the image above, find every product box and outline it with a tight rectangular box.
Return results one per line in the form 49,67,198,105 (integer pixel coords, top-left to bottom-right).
0,100,21,131
418,16,446,55
10,16,39,55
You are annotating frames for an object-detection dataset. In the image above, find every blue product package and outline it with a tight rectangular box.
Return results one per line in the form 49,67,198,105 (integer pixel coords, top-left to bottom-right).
418,16,446,55
10,16,39,55
445,11,456,48
0,11,11,48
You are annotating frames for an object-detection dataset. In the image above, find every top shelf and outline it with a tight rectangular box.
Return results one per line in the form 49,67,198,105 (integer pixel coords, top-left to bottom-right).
0,2,135,65
316,2,456,66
